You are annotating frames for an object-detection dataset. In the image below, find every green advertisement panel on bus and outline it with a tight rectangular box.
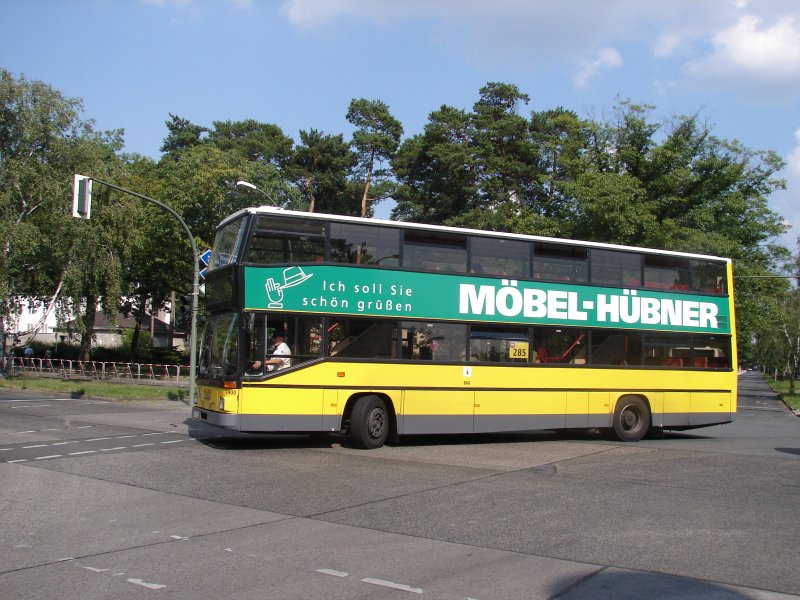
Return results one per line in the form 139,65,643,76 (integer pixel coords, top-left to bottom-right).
243,264,730,334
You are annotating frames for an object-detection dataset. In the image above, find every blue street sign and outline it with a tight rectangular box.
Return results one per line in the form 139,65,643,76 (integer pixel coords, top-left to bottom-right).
200,249,212,266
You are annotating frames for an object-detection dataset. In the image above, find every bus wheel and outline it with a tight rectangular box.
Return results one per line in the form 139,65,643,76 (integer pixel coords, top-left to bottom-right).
350,395,390,449
612,396,650,442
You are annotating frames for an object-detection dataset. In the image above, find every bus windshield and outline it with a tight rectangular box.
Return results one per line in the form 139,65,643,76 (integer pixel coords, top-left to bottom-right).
199,312,240,378
209,216,247,269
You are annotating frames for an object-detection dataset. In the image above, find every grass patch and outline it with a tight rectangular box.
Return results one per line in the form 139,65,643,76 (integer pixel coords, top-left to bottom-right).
764,375,800,410
0,375,186,402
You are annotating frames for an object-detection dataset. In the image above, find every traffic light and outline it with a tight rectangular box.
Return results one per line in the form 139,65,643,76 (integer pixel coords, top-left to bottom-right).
72,174,92,219
175,293,193,332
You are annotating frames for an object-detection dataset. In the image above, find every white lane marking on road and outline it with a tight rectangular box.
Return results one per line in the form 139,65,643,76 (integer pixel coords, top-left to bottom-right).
85,437,111,442
23,444,48,448
83,566,110,573
127,578,166,590
169,535,189,540
51,442,71,446
361,578,423,594
0,398,74,403
68,450,96,456
160,440,183,444
317,568,349,578
100,447,127,452
42,428,60,431
132,443,155,447
34,455,63,460
7,459,28,463
75,425,94,429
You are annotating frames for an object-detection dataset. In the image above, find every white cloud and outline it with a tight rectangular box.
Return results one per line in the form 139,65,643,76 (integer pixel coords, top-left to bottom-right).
770,127,800,250
279,0,800,101
684,14,800,102
573,48,623,90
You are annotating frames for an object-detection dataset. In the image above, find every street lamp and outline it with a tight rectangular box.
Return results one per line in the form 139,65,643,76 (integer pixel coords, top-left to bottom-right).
236,180,279,207
72,175,200,406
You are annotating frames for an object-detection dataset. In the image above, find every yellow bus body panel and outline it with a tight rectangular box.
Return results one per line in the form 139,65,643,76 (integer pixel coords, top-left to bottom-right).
195,359,736,434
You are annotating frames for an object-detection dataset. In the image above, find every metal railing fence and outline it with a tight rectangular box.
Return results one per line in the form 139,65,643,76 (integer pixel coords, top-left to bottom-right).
3,356,188,386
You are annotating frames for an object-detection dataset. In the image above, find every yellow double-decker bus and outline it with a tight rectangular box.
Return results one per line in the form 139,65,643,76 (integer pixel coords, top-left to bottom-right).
192,207,736,448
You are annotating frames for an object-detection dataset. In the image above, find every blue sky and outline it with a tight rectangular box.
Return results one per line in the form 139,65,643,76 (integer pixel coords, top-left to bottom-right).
3,0,799,248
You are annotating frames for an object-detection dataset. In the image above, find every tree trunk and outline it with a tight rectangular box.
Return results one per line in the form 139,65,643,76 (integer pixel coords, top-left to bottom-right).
129,306,145,362
306,175,316,213
79,296,97,362
360,149,375,218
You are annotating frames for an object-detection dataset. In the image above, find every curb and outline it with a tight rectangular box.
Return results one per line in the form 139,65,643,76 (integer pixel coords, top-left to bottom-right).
776,392,800,417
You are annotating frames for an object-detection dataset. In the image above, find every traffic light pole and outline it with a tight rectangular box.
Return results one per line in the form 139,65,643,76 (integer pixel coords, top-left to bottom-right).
74,177,200,405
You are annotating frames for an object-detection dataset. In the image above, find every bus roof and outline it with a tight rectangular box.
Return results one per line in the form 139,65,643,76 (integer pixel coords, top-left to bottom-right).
219,206,731,264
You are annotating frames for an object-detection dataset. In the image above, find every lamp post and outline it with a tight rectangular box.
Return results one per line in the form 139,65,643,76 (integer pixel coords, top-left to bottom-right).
236,180,279,206
72,176,200,405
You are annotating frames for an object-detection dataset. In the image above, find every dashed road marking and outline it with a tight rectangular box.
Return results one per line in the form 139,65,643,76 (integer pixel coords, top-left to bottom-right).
2,431,206,463
362,577,423,594
317,568,349,577
316,568,425,595
127,578,166,590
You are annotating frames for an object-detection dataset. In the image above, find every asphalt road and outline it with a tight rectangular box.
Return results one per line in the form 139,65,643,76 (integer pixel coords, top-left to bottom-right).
1,371,798,599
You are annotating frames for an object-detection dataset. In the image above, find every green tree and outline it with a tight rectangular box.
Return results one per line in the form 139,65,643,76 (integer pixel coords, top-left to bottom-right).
287,129,355,214
0,69,128,361
392,105,477,224
115,154,178,360
470,82,538,214
346,98,403,217
156,142,298,247
61,174,139,360
208,119,294,167
529,107,589,223
160,113,207,157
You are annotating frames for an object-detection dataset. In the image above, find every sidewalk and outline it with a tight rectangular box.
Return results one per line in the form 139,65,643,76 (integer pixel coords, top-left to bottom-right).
739,370,799,416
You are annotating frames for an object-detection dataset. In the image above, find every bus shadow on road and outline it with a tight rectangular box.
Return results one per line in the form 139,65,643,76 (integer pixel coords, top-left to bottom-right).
184,421,342,450
183,421,620,451
775,447,800,456
550,569,756,599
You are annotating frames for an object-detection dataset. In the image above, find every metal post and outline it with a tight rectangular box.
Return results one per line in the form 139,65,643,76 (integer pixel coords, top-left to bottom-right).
77,177,199,405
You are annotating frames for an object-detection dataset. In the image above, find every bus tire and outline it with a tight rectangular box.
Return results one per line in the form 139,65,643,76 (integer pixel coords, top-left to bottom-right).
612,395,650,442
350,395,390,449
